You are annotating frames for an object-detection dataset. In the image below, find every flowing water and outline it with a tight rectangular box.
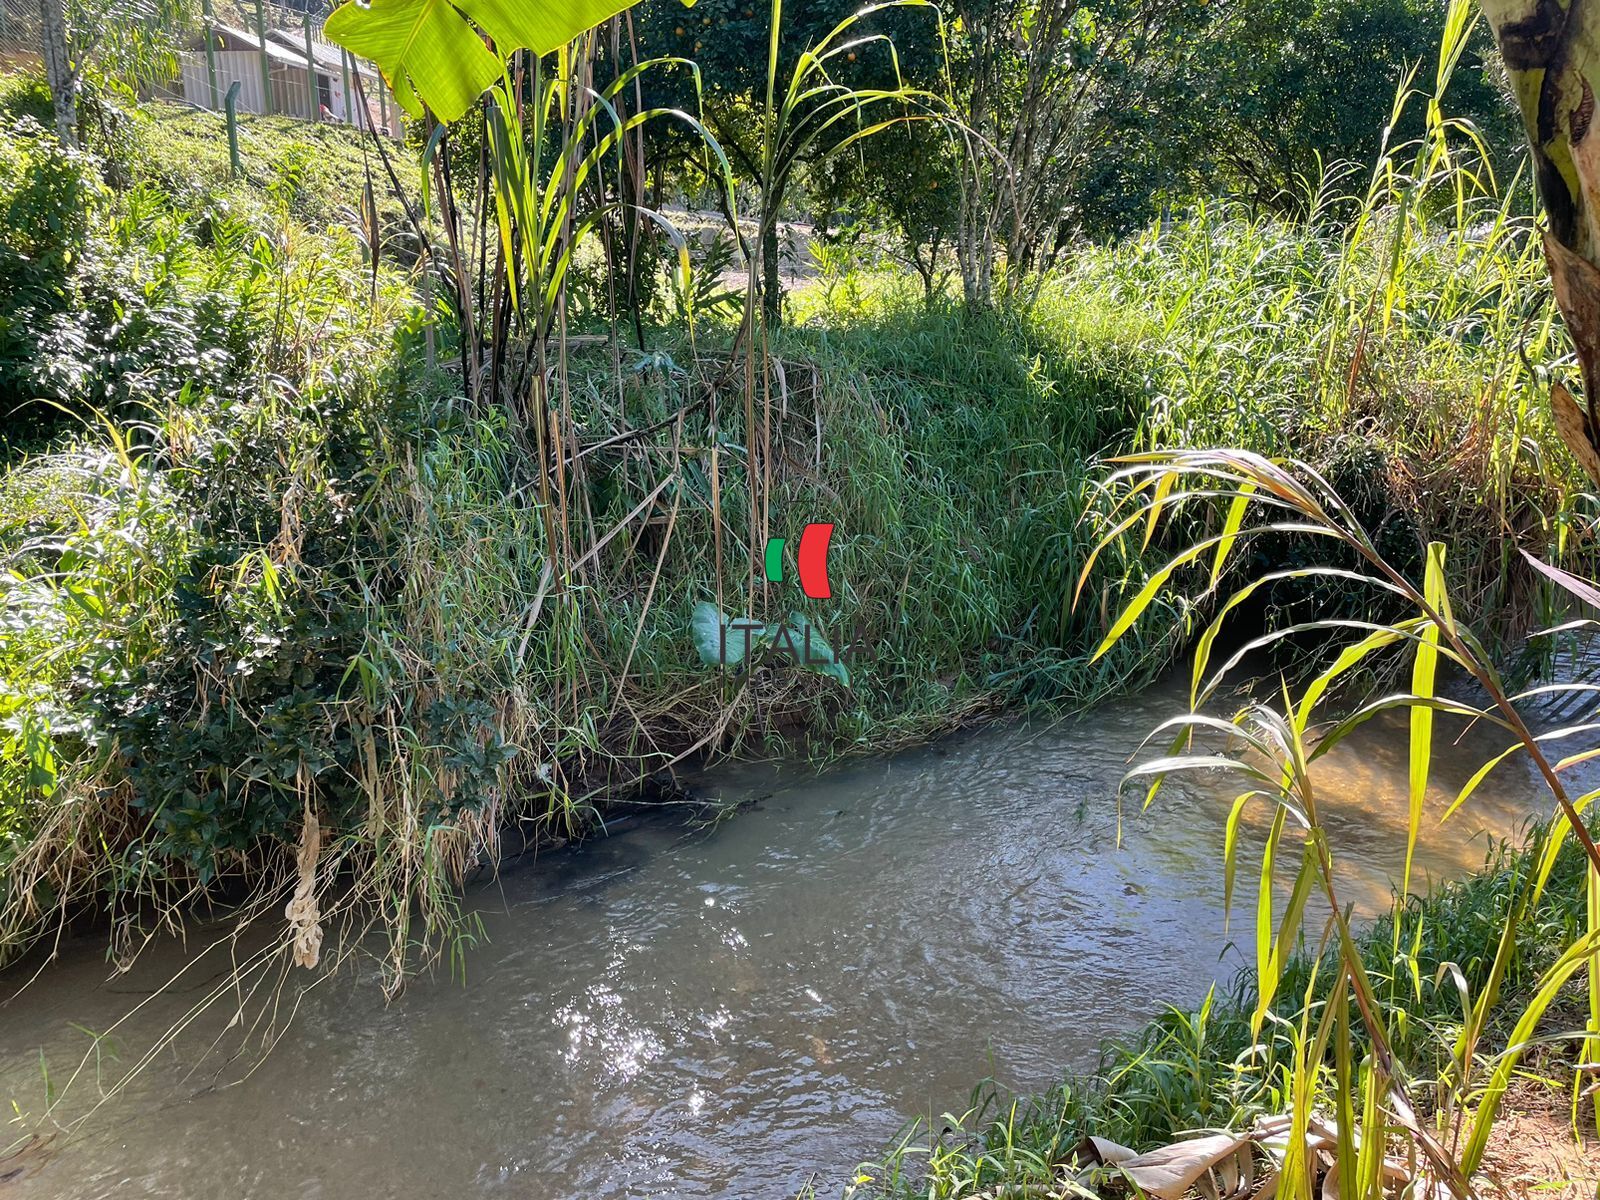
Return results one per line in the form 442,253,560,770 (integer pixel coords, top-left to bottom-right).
0,675,1569,1199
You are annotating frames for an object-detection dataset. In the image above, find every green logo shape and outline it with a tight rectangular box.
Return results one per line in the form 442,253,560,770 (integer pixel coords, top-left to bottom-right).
763,537,785,584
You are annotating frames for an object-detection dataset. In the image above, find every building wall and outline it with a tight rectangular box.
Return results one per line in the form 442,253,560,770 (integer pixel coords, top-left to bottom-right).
178,49,403,138
179,48,272,114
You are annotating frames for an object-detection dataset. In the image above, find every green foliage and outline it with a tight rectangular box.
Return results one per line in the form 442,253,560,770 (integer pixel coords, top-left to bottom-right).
815,120,960,294
324,0,639,121
634,0,945,115
633,0,1514,255
0,116,101,274
633,0,949,316
690,602,849,684
804,153,1569,631
0,116,107,438
0,74,56,126
0,113,433,947
122,100,420,236
666,229,744,323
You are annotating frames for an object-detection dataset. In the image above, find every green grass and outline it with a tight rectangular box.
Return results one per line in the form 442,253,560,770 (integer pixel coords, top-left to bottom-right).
795,181,1575,633
0,70,420,243
0,80,1174,982
127,100,421,235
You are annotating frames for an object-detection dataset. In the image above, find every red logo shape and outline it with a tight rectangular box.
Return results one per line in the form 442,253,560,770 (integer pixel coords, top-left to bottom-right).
796,523,834,599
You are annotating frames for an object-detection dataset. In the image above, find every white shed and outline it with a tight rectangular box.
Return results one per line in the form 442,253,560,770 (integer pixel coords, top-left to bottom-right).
177,21,401,138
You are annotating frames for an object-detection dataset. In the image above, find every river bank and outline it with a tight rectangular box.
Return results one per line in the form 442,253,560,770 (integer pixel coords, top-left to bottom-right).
848,802,1600,1200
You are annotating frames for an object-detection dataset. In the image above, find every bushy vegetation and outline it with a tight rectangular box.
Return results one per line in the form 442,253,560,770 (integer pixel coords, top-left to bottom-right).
0,93,1158,979
0,101,440,955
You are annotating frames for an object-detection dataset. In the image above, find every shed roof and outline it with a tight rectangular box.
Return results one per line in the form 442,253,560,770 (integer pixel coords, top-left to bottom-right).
202,22,377,79
205,22,310,66
264,27,377,77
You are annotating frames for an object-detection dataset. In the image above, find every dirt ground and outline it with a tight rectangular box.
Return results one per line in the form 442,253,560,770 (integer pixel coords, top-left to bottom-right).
1478,1080,1600,1198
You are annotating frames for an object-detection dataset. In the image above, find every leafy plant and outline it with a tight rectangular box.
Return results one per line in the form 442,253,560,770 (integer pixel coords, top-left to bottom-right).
325,0,643,121
666,228,745,324
1081,449,1600,1194
690,600,849,684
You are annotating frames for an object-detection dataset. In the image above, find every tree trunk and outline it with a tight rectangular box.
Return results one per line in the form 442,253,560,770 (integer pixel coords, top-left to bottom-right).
39,0,76,145
1481,0,1600,483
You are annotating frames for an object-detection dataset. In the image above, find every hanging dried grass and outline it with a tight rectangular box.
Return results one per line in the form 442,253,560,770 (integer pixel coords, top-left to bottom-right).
284,796,323,971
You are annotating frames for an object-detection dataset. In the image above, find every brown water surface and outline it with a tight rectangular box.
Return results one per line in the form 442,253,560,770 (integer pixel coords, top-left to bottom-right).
0,675,1568,1199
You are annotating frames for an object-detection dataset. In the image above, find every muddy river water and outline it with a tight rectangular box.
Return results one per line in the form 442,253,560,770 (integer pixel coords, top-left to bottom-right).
0,674,1571,1199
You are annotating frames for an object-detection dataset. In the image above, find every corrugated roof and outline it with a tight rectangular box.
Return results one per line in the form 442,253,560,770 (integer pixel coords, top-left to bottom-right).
206,22,311,66
267,29,340,72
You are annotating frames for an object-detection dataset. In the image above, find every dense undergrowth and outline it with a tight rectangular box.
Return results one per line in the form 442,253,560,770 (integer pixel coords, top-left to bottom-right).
0,68,1589,997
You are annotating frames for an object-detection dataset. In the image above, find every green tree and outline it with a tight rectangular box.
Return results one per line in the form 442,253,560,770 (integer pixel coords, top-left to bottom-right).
1186,0,1515,213
35,0,193,144
633,0,948,319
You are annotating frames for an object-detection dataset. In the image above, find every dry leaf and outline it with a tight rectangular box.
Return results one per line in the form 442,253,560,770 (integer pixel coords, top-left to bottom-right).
1115,1133,1254,1200
1080,1136,1138,1166
1550,381,1600,485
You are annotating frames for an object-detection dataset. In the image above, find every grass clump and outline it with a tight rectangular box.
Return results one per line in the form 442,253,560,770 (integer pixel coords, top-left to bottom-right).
801,172,1574,638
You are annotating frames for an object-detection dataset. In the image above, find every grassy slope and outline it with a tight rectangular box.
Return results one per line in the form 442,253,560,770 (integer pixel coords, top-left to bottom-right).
128,101,420,235
0,72,417,237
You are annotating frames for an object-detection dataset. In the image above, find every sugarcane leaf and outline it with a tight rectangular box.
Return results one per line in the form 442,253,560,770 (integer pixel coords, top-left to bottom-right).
1404,542,1449,900
1209,482,1256,586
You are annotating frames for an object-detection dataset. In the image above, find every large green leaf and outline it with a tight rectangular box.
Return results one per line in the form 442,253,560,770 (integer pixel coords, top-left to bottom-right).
773,611,849,686
325,0,640,122
691,601,756,668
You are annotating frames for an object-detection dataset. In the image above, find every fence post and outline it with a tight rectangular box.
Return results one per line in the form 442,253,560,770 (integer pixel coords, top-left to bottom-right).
202,0,220,109
253,0,272,114
340,48,354,125
378,74,388,136
224,81,243,177
303,15,317,122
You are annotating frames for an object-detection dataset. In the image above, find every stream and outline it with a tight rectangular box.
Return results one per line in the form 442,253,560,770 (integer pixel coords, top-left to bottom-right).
0,673,1571,1199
